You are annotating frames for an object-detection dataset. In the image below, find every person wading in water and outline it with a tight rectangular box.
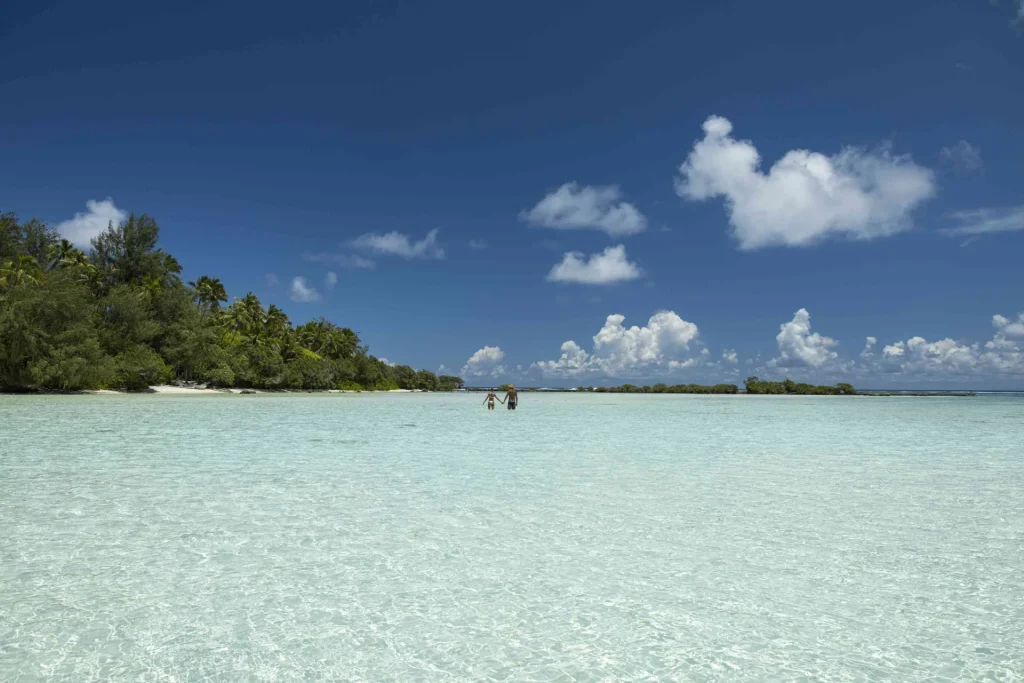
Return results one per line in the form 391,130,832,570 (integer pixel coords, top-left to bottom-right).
483,389,499,410
502,384,519,411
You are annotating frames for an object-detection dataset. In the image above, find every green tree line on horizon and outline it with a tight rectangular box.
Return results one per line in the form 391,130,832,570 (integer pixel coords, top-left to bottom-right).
744,377,856,395
575,383,741,394
0,210,464,393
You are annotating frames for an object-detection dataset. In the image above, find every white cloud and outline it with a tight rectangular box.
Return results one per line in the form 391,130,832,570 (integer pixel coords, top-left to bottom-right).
547,245,642,285
722,349,738,364
993,313,1024,341
881,337,979,375
350,229,444,259
54,198,127,247
325,272,338,289
265,273,280,287
861,336,878,357
871,311,1024,378
303,251,376,269
468,239,487,250
534,311,700,377
675,116,935,250
521,183,647,236
940,206,1024,238
460,346,506,378
289,276,321,303
939,140,983,171
535,341,591,376
771,308,839,368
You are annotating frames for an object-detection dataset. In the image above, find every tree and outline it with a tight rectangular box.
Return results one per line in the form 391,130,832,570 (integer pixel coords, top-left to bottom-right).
90,213,180,290
0,269,113,391
0,255,43,288
189,275,228,312
415,369,439,391
0,211,20,260
438,375,464,391
0,205,493,392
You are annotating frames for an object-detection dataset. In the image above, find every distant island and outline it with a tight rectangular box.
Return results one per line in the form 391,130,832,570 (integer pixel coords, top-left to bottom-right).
0,210,463,393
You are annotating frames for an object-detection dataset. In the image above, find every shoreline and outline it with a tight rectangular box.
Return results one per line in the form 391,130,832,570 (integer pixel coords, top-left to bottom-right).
0,386,426,396
0,387,983,397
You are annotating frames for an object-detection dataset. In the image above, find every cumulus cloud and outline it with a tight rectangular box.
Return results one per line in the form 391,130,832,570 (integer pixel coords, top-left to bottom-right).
993,313,1024,341
325,272,338,290
534,311,701,377
460,346,506,379
289,277,321,303
303,251,376,269
675,116,935,250
861,336,878,358
871,311,1024,378
722,348,738,364
940,206,1024,239
521,183,647,236
547,245,642,285
881,337,979,375
54,198,127,247
350,229,444,259
939,140,983,172
771,308,839,368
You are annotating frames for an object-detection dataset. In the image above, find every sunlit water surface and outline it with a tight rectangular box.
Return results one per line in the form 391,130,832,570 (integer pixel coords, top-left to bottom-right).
2,393,1023,681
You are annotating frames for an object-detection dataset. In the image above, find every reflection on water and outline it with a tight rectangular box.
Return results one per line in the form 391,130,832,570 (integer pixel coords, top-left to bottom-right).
1,393,1022,681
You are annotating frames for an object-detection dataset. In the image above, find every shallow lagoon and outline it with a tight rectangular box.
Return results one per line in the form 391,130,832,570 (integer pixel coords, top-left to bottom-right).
2,393,1022,681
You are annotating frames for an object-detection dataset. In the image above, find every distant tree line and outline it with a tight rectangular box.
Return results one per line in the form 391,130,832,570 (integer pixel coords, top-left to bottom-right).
744,377,856,395
0,210,465,393
576,383,740,394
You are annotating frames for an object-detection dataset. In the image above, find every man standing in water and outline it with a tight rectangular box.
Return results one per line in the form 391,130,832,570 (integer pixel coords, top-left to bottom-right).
503,384,519,411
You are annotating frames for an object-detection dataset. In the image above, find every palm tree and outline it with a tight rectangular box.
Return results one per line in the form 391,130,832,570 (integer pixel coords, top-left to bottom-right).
0,255,43,288
46,239,83,271
189,275,228,312
264,304,290,340
224,293,262,338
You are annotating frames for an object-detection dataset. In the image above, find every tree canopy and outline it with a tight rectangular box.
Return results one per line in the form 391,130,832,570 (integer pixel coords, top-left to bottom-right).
0,209,459,393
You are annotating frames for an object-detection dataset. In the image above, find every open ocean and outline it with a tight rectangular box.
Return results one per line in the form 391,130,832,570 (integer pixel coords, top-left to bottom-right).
2,392,1022,681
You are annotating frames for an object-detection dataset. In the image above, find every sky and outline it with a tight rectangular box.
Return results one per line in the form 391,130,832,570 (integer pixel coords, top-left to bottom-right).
2,0,1023,388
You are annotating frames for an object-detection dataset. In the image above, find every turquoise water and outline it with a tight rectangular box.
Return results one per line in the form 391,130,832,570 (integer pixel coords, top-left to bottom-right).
1,393,1022,681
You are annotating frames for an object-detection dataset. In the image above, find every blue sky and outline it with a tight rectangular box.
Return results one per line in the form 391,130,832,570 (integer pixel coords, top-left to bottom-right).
2,0,1023,388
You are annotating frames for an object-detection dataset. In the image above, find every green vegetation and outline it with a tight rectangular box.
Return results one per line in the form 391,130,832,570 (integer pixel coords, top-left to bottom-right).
0,209,465,393
576,383,740,394
744,377,856,395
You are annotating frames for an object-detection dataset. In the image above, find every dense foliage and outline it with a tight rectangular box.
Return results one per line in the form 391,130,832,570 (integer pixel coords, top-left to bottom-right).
744,377,856,395
576,383,740,394
0,210,464,393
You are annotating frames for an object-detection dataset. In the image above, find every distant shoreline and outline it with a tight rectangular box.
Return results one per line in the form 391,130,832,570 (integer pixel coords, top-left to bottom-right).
1,386,980,397
0,385,427,396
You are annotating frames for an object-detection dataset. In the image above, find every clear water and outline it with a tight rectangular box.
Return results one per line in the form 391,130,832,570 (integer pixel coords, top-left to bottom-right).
2,393,1022,682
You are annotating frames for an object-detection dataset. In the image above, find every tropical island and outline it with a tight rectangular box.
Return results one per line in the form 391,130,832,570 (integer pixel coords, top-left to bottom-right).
0,210,978,398
0,210,464,393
